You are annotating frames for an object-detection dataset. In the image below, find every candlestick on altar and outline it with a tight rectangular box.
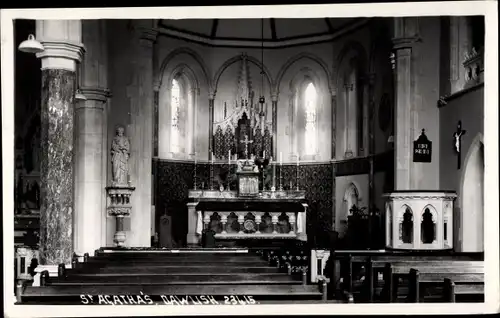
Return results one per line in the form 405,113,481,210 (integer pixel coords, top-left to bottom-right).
210,152,214,190
263,150,266,158
278,164,283,191
194,153,198,190
271,156,276,191
279,152,283,165
296,154,300,191
227,151,231,191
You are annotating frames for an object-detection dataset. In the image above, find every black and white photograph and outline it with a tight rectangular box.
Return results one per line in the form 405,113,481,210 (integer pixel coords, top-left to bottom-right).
2,1,499,317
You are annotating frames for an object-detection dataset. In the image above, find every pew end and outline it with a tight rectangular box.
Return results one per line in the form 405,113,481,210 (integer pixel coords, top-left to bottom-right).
16,280,25,304
443,278,456,302
317,275,330,301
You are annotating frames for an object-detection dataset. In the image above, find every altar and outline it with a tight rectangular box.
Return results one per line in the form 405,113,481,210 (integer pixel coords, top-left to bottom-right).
186,189,308,246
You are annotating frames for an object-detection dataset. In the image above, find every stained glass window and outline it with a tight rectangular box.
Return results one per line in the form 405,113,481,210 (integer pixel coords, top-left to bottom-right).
171,79,181,153
304,83,317,156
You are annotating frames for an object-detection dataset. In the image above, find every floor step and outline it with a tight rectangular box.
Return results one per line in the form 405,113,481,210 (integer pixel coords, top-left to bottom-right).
22,284,322,297
51,274,300,285
69,266,282,275
93,254,264,260
84,259,270,266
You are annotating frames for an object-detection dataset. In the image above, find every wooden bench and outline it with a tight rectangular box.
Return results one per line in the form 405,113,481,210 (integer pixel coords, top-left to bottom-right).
367,260,483,302
442,278,485,302
327,252,482,303
407,268,484,303
334,252,481,294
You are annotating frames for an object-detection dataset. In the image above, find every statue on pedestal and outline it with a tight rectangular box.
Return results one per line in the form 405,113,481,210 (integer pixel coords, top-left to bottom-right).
111,125,130,186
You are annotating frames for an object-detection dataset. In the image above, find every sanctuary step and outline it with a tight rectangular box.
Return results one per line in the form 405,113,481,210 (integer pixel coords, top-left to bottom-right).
17,247,326,305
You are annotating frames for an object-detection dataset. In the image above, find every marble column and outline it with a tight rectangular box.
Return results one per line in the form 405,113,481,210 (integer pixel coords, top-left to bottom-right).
208,93,215,157
74,20,110,257
392,17,420,191
35,20,84,266
127,27,156,246
271,93,278,158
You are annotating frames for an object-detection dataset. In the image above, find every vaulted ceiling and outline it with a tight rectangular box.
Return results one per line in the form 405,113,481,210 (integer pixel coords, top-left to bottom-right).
157,18,368,48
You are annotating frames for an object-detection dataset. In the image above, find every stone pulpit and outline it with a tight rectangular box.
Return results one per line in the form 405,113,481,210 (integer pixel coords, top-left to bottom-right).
383,191,457,251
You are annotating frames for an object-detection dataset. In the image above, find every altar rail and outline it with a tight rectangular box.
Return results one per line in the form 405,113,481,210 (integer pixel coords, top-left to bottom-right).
197,210,307,240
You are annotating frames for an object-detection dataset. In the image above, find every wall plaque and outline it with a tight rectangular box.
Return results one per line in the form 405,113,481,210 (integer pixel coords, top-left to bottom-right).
413,129,432,163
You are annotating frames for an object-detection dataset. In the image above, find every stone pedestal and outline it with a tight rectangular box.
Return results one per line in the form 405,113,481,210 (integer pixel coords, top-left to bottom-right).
35,20,84,266
186,202,200,246
384,191,456,250
106,186,135,247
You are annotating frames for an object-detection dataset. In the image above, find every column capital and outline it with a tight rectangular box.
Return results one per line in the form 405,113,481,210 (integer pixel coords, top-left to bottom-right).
36,41,85,71
360,73,376,86
270,93,279,102
78,86,111,103
392,36,421,51
208,91,216,100
330,87,338,97
138,28,159,47
153,80,161,92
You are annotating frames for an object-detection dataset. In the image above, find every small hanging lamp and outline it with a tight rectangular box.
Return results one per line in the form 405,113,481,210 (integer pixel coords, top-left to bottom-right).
259,18,266,106
18,34,44,54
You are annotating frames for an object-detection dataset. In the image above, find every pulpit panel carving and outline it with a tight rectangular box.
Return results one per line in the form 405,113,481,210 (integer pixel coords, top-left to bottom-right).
384,191,456,250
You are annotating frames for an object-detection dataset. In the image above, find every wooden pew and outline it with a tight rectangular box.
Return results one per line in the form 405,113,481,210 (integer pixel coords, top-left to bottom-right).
335,251,482,295
333,252,483,303
442,278,485,303
408,269,484,303
371,260,483,302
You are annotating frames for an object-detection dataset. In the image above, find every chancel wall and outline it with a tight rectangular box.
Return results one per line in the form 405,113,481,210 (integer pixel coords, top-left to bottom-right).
13,17,485,252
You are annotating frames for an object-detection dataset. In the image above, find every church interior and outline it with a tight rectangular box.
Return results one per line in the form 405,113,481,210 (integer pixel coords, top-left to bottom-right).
12,15,486,304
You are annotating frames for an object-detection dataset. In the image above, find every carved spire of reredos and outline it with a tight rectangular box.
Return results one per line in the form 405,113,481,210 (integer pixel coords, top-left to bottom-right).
237,53,252,105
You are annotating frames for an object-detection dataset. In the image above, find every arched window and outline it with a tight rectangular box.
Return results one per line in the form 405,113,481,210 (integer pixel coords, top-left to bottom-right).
170,78,182,154
304,82,317,156
168,71,196,158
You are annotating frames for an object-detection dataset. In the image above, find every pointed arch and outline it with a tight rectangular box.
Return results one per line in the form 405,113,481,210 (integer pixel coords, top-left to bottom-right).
421,204,438,244
335,41,368,159
421,204,438,221
334,41,368,80
458,132,484,252
276,52,332,95
213,54,274,95
158,47,211,91
165,63,200,92
159,63,199,159
399,204,414,244
344,182,361,216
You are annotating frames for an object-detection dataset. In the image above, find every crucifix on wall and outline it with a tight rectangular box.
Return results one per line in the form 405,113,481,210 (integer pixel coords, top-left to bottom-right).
453,120,466,169
240,134,254,159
